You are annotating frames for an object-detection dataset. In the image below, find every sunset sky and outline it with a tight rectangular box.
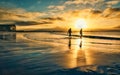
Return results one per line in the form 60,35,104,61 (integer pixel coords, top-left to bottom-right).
0,0,120,31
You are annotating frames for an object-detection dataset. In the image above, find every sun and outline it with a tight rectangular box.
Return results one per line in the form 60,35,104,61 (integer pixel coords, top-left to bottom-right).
75,19,87,29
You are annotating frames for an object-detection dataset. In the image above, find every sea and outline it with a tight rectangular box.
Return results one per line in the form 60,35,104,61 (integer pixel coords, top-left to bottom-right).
0,31,120,75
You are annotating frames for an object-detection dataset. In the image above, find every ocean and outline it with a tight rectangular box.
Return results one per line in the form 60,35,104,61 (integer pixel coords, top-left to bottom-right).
0,31,120,75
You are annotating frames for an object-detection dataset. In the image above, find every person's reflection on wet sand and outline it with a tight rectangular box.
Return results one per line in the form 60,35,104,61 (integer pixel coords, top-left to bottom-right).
68,38,82,49
68,37,71,49
79,39,82,48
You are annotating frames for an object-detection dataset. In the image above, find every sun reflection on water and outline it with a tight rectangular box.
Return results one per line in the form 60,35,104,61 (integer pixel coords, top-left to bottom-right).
61,37,87,69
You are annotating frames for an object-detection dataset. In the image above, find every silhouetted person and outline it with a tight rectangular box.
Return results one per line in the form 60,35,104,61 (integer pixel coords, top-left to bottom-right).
80,28,83,38
67,28,72,37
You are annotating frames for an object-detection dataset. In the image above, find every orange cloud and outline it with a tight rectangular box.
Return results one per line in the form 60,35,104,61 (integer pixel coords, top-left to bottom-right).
0,8,46,21
103,8,120,18
48,7,120,30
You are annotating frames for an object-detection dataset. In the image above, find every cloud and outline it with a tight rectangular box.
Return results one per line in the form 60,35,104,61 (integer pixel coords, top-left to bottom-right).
115,25,120,29
47,6,120,30
64,0,105,5
114,25,120,28
64,0,83,5
48,5,65,10
106,0,119,7
91,10,102,14
61,7,120,19
59,8,102,19
21,12,45,19
0,7,46,22
0,7,65,29
41,17,64,21
16,21,52,26
102,7,120,18
63,0,120,11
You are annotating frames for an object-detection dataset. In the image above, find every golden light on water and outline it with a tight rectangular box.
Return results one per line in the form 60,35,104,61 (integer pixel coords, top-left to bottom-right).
75,19,87,29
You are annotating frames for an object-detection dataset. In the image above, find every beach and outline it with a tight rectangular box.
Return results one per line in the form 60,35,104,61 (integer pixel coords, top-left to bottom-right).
0,32,120,75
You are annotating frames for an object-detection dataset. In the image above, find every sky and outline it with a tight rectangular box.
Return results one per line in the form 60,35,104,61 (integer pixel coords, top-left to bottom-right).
0,0,120,31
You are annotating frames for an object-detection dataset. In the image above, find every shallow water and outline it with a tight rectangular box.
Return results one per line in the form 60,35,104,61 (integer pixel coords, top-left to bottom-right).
0,32,120,75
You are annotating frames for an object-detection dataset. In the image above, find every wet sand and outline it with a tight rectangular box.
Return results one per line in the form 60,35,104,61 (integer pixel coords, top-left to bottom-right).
0,32,120,75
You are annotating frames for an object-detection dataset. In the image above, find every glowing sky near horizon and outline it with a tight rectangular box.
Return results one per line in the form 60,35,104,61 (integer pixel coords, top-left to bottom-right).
0,0,120,31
